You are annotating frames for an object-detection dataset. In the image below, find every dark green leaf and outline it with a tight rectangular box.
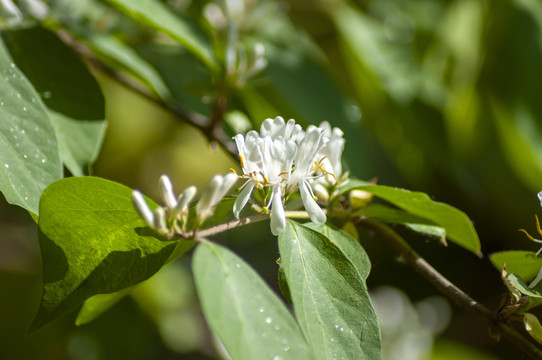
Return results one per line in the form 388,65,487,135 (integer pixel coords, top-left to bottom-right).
279,221,381,360
338,180,480,254
193,242,313,360
490,250,542,281
2,26,106,176
105,0,216,70
0,39,62,215
2,26,104,120
29,177,185,332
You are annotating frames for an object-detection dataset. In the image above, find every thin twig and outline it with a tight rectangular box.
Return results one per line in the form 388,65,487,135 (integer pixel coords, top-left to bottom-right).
56,30,238,160
357,217,542,360
195,210,311,239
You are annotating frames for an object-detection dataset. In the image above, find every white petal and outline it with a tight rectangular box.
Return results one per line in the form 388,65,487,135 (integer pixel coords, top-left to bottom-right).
270,186,286,235
234,181,255,218
300,181,326,224
538,191,542,208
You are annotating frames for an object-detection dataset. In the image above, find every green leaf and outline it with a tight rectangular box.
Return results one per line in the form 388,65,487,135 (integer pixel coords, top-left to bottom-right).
338,180,480,254
507,273,542,298
490,250,542,281
76,238,194,325
105,0,216,71
2,26,106,176
305,223,371,281
356,204,446,239
193,242,313,360
75,288,133,326
0,39,62,215
29,177,185,332
278,221,381,360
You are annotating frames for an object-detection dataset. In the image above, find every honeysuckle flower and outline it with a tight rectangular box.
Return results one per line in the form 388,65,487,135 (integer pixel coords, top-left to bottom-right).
196,173,238,222
316,121,345,185
287,126,328,225
233,116,344,234
233,116,299,234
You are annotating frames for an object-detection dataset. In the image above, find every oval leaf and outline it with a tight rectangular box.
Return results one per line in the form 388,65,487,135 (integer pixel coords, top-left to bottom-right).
0,39,62,214
193,242,313,360
337,180,480,255
29,177,184,332
278,221,381,360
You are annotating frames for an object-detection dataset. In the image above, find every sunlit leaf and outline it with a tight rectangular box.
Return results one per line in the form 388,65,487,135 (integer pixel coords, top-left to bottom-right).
29,177,185,332
337,180,480,254
193,241,313,360
279,221,381,360
0,38,62,215
490,250,542,281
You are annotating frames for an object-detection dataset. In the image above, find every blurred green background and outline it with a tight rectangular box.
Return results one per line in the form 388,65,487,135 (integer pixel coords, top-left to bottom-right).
3,0,542,358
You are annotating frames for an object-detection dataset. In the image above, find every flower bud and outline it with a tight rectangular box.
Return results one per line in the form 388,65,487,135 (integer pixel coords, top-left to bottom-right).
159,174,178,209
154,207,169,235
173,185,197,218
349,190,373,210
132,191,154,228
197,173,238,221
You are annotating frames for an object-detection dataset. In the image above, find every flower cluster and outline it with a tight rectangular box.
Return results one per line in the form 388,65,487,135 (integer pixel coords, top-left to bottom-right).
131,117,345,237
132,174,237,237
233,116,345,235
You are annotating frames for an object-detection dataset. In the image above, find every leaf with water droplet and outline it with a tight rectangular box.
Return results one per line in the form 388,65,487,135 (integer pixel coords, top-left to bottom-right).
193,242,314,360
279,221,382,360
0,37,62,214
2,25,106,177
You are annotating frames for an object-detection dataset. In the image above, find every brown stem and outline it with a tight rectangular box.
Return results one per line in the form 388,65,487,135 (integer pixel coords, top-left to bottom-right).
357,217,542,359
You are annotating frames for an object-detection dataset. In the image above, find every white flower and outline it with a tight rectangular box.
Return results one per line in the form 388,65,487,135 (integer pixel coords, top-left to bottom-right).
306,122,346,202
316,121,345,184
233,117,344,234
287,126,328,225
233,116,298,234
